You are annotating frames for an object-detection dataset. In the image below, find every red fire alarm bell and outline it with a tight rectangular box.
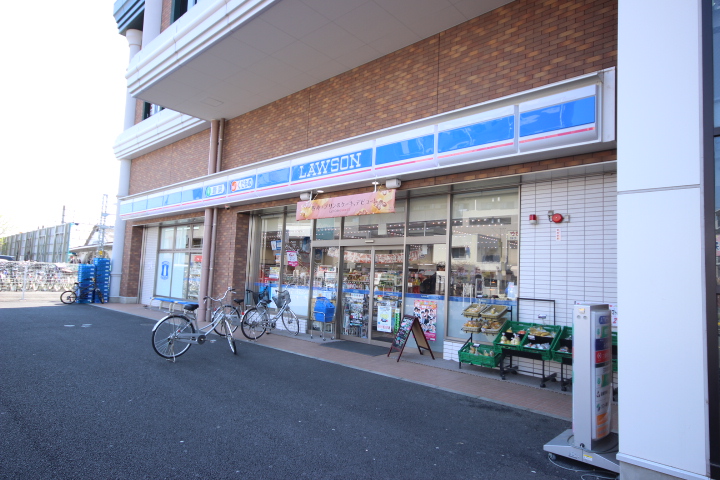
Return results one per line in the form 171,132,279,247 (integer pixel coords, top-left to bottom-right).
551,213,564,223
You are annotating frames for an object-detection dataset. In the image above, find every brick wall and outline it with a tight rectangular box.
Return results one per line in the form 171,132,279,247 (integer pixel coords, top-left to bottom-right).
119,225,144,298
436,0,617,112
161,0,172,32
223,92,311,170
129,129,210,194
134,99,144,126
215,0,616,170
207,211,251,298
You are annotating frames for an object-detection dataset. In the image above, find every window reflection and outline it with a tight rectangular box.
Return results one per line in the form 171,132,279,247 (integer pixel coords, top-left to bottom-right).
447,189,518,337
342,200,406,239
408,195,448,236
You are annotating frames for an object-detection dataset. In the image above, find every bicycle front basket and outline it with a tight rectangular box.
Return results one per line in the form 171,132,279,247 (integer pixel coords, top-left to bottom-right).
245,289,259,306
273,290,291,308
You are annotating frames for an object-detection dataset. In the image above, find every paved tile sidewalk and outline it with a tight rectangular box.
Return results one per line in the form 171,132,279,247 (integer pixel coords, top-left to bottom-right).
96,301,585,424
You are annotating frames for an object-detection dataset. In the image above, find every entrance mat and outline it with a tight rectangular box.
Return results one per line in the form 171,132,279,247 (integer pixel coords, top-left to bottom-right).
319,341,389,356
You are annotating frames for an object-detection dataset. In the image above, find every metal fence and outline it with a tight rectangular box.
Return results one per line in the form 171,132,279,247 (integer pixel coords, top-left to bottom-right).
0,261,80,292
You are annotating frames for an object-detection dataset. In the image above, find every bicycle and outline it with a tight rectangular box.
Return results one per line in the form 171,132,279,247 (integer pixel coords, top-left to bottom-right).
60,278,105,304
208,287,246,337
151,287,242,360
240,289,300,340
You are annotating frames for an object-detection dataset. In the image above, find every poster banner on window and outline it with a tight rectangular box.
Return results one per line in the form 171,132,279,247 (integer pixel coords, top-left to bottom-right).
414,299,437,341
377,305,393,332
286,250,298,267
296,190,396,220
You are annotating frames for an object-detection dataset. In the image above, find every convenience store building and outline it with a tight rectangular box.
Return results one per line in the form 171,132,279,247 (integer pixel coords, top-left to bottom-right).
111,0,718,478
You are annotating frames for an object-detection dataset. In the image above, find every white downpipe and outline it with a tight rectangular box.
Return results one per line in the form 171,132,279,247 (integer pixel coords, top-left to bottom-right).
197,120,220,322
198,208,214,323
206,120,225,305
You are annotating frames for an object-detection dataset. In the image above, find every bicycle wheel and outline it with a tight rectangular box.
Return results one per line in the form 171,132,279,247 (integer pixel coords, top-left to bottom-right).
241,308,267,340
225,320,237,355
60,290,77,304
95,289,105,304
213,305,240,336
152,315,195,359
281,308,300,336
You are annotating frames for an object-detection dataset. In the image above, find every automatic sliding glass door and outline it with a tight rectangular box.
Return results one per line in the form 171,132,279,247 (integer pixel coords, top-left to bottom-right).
340,247,404,344
341,249,371,339
371,249,403,343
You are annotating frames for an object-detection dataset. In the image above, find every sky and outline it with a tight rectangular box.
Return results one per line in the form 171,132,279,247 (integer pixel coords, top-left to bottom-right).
0,1,128,236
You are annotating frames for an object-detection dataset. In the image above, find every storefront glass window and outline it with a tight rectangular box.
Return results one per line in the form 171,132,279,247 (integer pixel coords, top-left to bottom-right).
408,195,448,237
175,225,190,249
342,200,406,239
155,224,202,300
160,228,174,249
191,224,204,248
447,189,519,339
312,247,339,336
315,217,340,240
283,214,312,317
171,252,189,298
257,215,283,300
155,252,173,297
405,244,447,345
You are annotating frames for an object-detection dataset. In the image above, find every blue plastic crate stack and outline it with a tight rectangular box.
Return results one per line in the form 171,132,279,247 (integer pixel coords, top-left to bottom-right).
76,265,96,304
93,258,111,303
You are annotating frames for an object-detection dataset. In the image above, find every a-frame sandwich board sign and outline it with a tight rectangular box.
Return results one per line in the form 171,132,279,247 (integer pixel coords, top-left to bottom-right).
387,315,435,362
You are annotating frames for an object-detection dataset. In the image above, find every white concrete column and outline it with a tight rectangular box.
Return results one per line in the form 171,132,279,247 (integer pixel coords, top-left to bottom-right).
110,28,143,303
617,1,709,478
123,29,142,131
142,0,163,48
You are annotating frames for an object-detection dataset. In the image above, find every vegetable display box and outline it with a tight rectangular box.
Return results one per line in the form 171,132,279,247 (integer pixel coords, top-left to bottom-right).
493,321,533,353
458,341,501,368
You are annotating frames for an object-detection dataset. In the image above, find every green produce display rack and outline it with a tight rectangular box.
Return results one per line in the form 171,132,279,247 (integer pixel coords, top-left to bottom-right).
494,321,561,388
458,339,502,369
454,302,619,394
551,326,573,391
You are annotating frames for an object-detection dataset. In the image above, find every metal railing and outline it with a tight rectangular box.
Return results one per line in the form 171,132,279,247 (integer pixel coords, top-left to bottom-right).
0,261,79,292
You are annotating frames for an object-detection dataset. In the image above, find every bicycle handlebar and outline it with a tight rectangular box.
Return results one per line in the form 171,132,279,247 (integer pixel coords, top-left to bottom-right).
203,286,236,304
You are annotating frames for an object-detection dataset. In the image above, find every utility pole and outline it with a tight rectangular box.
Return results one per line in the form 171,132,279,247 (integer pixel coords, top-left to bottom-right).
97,194,109,258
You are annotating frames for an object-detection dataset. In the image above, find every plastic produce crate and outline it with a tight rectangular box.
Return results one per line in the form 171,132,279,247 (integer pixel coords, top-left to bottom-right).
493,321,533,353
552,326,573,362
519,324,562,360
458,341,501,368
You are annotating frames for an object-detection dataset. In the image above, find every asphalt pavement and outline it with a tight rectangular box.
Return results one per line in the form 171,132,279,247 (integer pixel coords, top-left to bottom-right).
0,299,601,480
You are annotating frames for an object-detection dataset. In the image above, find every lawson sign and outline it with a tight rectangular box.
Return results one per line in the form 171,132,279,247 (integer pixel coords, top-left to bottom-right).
120,74,614,220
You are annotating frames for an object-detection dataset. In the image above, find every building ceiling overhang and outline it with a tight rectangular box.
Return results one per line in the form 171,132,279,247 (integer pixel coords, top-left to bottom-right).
126,0,513,121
